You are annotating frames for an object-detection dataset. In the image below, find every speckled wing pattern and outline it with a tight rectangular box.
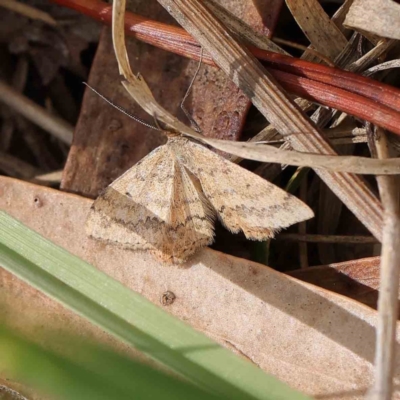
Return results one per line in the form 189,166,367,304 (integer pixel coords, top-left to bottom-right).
170,138,314,240
86,136,314,263
86,143,215,264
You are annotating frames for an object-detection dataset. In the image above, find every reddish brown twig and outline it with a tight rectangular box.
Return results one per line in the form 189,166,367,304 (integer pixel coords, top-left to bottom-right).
272,69,400,135
51,0,400,135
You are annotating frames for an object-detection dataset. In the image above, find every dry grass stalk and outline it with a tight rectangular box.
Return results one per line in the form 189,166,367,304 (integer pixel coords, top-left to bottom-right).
364,58,400,77
202,139,400,175
348,39,396,72
0,57,28,151
298,178,308,268
271,37,335,66
35,170,63,183
257,137,367,146
205,3,335,67
277,233,378,244
367,129,400,400
203,0,288,55
0,152,42,179
0,0,57,25
286,0,348,60
0,80,73,145
156,0,384,242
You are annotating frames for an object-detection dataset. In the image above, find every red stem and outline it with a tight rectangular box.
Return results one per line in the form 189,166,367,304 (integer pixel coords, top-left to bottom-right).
271,69,400,135
52,0,400,136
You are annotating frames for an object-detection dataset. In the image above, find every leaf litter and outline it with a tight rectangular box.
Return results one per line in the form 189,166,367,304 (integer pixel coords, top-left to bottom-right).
2,0,400,398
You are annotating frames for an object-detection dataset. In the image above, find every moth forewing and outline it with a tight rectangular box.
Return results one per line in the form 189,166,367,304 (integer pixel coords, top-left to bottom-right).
86,144,173,250
86,140,215,264
171,138,314,240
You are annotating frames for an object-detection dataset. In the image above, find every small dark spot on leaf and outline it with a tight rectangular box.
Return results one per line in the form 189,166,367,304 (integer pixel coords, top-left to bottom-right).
161,291,176,306
33,197,42,208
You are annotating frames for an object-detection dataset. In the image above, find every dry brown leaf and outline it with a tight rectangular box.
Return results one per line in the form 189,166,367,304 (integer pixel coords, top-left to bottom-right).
288,257,382,310
344,0,400,40
323,256,382,291
1,176,400,399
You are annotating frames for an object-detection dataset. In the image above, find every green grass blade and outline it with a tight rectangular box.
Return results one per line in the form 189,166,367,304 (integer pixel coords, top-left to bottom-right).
0,211,310,400
0,325,225,400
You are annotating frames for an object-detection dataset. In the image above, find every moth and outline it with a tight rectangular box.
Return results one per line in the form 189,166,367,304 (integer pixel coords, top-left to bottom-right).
86,134,314,264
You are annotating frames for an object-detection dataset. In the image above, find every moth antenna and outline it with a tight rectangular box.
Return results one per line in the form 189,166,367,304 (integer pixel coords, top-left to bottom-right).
180,47,203,134
83,82,163,132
